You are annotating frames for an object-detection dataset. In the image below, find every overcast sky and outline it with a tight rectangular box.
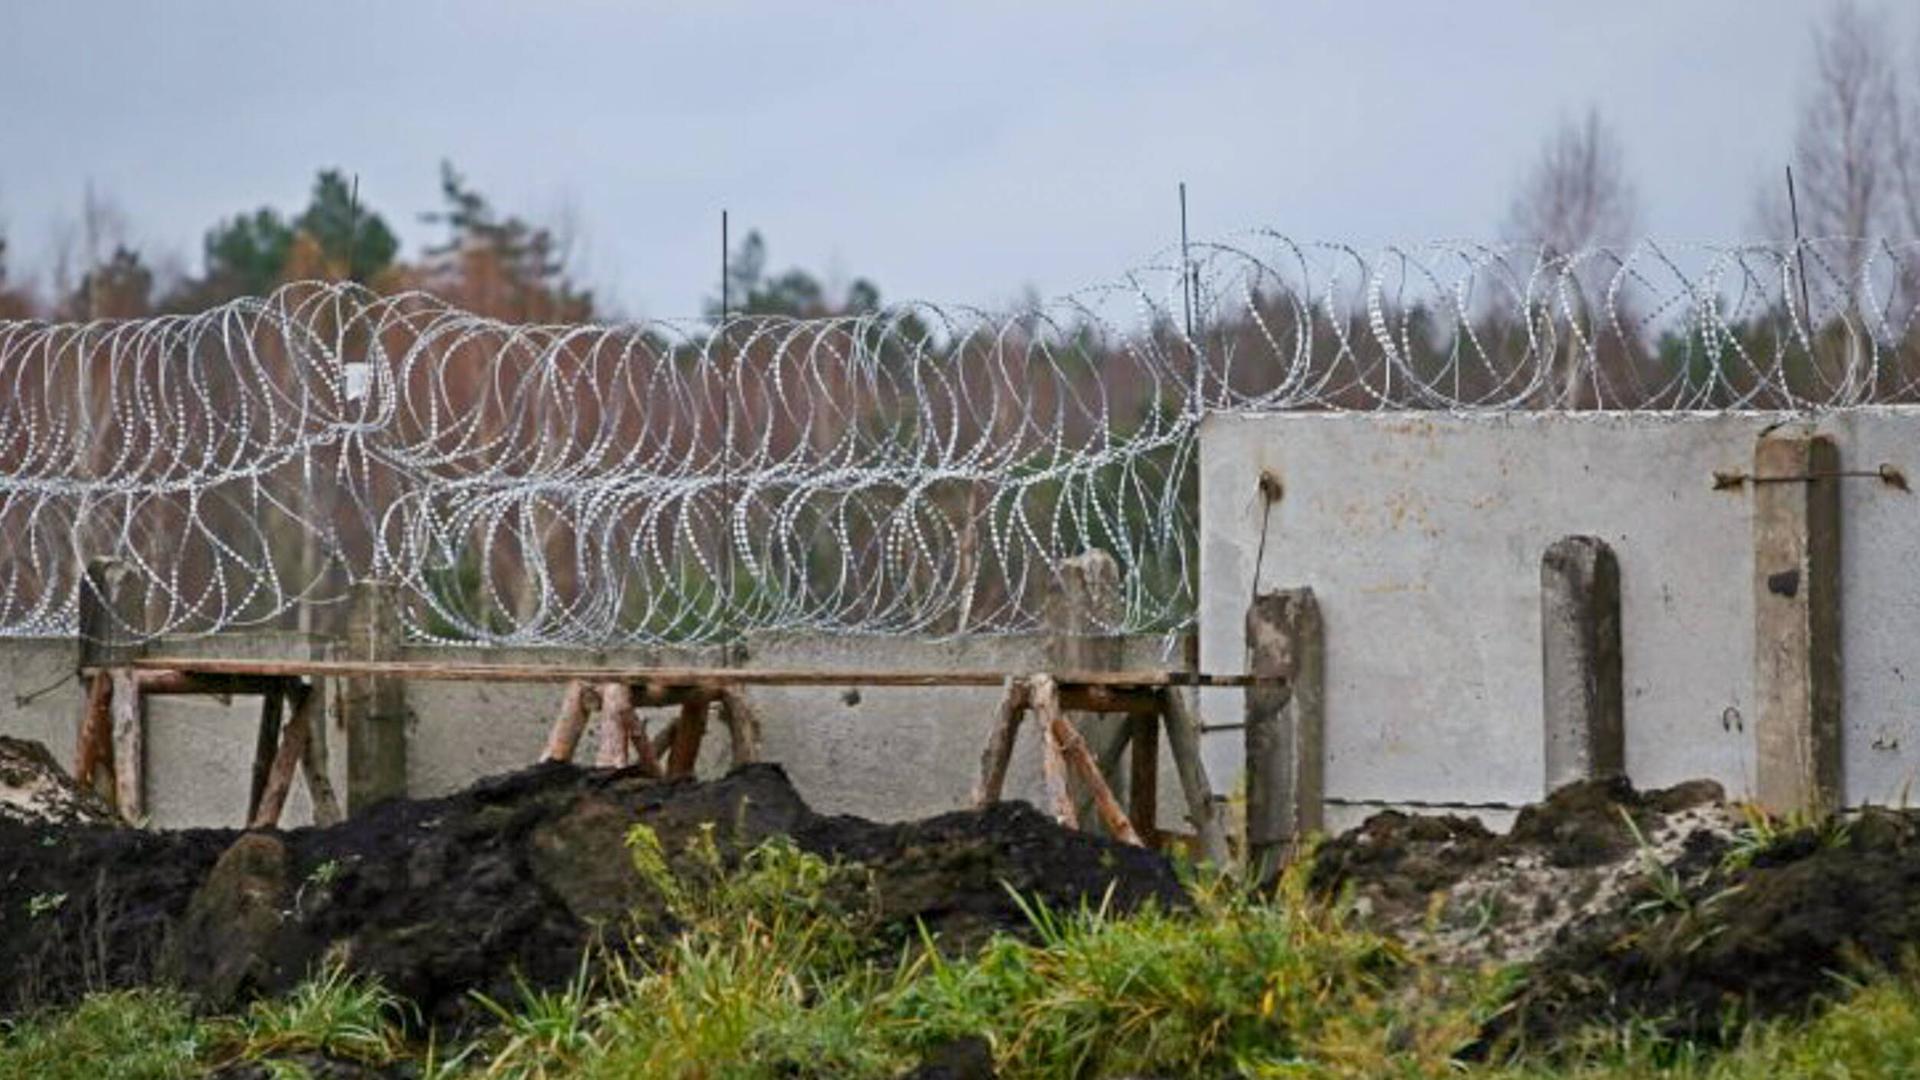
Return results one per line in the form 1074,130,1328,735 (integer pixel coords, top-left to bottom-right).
0,2,1895,319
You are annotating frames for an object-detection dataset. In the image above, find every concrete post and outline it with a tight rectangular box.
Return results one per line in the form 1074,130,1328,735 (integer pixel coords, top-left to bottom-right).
76,557,141,671
1245,587,1323,878
1047,550,1129,835
1752,432,1842,816
1540,536,1624,793
341,579,407,813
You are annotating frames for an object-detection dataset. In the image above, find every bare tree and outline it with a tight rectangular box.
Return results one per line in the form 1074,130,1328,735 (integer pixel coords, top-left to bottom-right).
1505,107,1640,407
1505,106,1640,257
1763,1,1902,242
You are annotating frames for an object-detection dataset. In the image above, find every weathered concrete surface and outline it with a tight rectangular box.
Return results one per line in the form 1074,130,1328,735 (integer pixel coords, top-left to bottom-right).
1199,409,1920,830
1751,431,1843,816
1541,536,1624,791
1244,588,1324,874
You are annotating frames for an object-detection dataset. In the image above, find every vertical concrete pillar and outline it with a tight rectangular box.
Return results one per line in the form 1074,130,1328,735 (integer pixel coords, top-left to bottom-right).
76,557,141,670
1048,550,1129,834
1752,432,1842,816
341,579,407,813
1540,536,1624,793
1244,587,1323,879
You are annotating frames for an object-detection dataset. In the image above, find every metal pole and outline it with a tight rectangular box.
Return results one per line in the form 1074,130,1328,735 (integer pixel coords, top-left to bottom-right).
1180,182,1203,409
720,211,738,664
1179,182,1194,344
1786,166,1813,338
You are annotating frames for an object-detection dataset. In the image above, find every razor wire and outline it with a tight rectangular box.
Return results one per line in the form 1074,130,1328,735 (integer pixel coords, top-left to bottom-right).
4,233,1920,646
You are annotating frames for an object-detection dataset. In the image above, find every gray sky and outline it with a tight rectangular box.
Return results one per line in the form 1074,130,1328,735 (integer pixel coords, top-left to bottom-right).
0,2,1880,319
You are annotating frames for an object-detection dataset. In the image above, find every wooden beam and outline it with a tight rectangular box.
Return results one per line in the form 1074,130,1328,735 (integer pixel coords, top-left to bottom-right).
1128,711,1160,848
972,677,1029,807
667,700,708,778
1029,675,1077,828
248,687,285,823
596,682,635,768
720,688,762,766
250,683,318,829
1057,685,1162,715
300,684,345,828
1045,695,1142,845
540,680,595,763
133,670,290,696
1157,687,1231,867
123,656,1254,689
629,712,665,778
74,671,115,802
109,668,144,823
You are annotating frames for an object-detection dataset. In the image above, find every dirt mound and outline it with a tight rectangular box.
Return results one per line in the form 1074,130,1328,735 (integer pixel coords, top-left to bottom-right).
1494,806,1920,1049
0,761,1182,1027
0,736,114,827
1311,776,1735,966
1313,776,1920,1052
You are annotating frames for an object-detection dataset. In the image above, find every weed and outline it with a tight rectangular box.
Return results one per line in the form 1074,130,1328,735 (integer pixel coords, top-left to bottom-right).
0,989,202,1080
27,891,67,919
208,963,408,1069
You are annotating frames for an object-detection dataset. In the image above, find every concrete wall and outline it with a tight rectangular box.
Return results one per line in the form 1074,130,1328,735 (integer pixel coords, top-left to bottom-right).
1198,409,1920,829
0,630,1191,830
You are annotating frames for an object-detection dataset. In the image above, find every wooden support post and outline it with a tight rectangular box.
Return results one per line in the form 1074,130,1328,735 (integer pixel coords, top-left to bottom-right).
1541,536,1624,792
1753,431,1843,816
75,557,140,804
719,688,762,766
542,680,595,763
75,671,115,803
668,699,708,778
1046,697,1142,845
1050,550,1129,835
301,716,344,827
109,668,144,822
1158,687,1231,866
342,580,407,813
251,681,319,829
630,712,665,778
1029,675,1077,827
249,688,285,823
596,682,636,767
973,677,1030,807
1128,710,1160,848
650,715,678,765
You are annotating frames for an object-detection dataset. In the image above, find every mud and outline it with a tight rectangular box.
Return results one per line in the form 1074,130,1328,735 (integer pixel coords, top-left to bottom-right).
1311,777,1736,966
0,758,1182,1028
1317,776,1920,1052
1495,806,1920,1049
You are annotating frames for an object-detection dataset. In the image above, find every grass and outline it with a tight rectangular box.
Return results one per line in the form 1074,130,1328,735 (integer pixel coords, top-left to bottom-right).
7,829,1920,1079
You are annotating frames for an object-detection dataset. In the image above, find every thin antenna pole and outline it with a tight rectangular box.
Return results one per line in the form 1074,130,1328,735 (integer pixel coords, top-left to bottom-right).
719,210,737,662
347,174,361,283
1180,182,1203,409
1786,166,1814,335
1179,182,1194,343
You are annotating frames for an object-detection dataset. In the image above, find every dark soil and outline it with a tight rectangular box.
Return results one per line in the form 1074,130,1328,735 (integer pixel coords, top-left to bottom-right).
0,760,1183,1029
1309,776,1729,957
1493,806,1920,1051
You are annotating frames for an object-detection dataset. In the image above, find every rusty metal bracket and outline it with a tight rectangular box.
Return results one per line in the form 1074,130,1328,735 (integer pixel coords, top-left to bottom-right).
1713,463,1909,492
